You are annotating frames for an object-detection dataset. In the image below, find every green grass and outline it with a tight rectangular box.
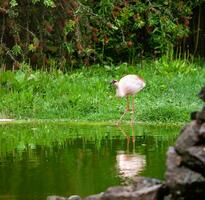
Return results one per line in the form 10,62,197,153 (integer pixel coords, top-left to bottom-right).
0,59,205,123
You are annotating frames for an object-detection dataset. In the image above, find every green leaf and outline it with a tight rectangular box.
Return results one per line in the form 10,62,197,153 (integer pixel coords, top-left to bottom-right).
10,0,18,8
43,0,55,7
12,44,22,56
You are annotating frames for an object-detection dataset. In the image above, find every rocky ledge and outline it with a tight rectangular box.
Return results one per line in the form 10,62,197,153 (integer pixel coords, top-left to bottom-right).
48,87,205,200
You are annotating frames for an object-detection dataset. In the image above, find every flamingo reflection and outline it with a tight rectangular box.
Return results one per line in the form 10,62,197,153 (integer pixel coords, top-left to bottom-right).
116,124,146,178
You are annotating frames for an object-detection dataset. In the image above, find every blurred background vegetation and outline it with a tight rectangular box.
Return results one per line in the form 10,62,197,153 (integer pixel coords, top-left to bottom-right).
0,0,205,71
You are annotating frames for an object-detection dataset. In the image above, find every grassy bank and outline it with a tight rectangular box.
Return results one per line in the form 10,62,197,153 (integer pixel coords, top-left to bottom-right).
0,59,205,123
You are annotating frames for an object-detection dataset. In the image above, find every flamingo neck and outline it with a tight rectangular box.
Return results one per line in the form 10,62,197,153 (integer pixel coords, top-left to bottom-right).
116,87,125,98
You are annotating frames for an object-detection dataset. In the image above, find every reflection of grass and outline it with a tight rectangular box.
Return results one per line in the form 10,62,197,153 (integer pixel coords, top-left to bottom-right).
0,123,179,159
0,62,204,123
0,123,179,199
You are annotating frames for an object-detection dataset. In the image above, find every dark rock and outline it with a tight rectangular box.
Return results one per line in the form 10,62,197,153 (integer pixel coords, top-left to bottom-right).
180,146,205,177
166,147,182,169
165,147,205,199
190,111,197,120
100,184,162,200
84,193,103,200
199,123,205,139
166,166,205,200
166,153,205,187
163,194,172,200
47,196,67,200
196,107,205,124
68,195,81,200
198,86,205,102
132,177,161,190
132,184,162,200
101,186,136,200
175,121,201,154
47,195,81,200
84,177,163,200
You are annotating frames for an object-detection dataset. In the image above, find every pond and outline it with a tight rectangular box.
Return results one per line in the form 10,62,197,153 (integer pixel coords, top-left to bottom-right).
0,122,180,200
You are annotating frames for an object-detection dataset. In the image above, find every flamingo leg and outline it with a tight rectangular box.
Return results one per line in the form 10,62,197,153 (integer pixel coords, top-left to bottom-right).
131,122,135,145
126,96,130,112
131,96,135,124
117,96,129,125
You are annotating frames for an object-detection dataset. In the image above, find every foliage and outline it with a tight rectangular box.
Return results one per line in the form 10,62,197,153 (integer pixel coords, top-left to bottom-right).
0,59,204,123
154,47,197,75
0,0,204,70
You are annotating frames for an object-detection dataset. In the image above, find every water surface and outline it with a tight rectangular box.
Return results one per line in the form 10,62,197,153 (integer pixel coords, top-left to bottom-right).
0,122,179,200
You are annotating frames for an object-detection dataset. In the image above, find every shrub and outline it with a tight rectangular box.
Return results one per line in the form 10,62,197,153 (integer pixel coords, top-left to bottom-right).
0,0,204,70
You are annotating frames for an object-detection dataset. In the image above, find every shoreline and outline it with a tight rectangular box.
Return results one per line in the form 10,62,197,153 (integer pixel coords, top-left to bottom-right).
0,118,184,127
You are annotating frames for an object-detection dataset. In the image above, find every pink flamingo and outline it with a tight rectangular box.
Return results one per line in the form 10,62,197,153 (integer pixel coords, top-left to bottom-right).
112,74,146,124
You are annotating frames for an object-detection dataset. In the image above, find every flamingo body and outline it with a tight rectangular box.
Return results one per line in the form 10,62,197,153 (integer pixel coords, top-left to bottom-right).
115,75,145,98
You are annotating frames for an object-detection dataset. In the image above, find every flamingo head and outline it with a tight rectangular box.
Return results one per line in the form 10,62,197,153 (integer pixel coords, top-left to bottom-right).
111,80,119,87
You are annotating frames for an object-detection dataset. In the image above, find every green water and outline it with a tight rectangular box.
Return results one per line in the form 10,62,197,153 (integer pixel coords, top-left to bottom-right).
0,122,180,200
